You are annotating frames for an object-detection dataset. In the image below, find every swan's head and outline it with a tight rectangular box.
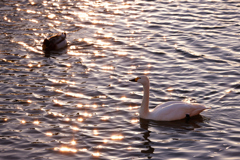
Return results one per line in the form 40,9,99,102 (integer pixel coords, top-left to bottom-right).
129,76,149,86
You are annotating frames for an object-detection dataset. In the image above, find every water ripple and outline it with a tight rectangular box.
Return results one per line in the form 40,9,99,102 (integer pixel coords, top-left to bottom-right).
0,0,240,159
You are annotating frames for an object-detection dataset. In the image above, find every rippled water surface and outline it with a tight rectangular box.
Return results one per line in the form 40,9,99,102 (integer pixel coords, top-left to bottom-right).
1,0,240,159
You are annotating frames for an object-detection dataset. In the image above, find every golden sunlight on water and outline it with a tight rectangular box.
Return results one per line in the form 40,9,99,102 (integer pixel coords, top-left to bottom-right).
15,41,42,54
120,96,127,101
53,89,93,99
46,132,53,136
144,70,150,75
100,116,110,121
65,92,85,98
28,63,33,67
21,120,26,124
27,100,32,103
111,135,124,140
93,129,99,136
103,139,108,144
115,51,127,56
92,152,100,157
131,119,139,124
101,65,114,70
77,117,84,122
33,120,40,125
129,105,138,110
65,118,71,122
53,99,66,106
127,70,133,74
1,0,240,159
71,126,80,131
94,51,106,57
48,79,76,85
71,140,76,145
55,146,77,153
67,51,84,56
79,148,88,152
77,104,83,108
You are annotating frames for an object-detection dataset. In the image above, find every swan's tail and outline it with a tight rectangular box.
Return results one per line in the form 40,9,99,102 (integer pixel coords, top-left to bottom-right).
191,104,207,116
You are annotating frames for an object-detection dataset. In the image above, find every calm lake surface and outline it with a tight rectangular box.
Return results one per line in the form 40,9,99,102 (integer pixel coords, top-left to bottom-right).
0,0,240,159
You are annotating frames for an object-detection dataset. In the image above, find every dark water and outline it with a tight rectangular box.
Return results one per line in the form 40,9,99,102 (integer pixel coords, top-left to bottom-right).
0,0,240,159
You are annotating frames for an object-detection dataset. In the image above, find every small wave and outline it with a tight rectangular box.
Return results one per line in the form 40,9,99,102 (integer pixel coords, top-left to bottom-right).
175,48,203,58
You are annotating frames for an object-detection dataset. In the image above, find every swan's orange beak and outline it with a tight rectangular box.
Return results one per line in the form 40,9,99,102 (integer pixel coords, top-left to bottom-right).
129,77,139,82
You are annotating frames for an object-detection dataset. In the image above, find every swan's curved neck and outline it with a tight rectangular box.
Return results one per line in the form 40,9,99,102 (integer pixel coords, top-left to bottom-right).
140,83,150,118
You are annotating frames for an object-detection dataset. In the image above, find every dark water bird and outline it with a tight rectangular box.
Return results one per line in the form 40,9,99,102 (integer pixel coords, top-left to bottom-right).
129,76,206,121
42,33,67,51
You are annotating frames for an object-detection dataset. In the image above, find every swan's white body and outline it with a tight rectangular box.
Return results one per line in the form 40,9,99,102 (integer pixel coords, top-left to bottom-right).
130,76,206,121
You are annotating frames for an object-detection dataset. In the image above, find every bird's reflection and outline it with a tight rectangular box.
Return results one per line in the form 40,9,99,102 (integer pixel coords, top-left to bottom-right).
139,118,154,158
44,48,68,57
139,115,207,158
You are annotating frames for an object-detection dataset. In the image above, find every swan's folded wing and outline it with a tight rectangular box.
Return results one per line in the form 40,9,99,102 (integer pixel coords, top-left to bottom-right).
150,103,205,121
150,103,191,121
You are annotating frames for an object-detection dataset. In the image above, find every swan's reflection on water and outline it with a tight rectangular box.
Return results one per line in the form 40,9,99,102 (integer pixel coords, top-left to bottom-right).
139,115,207,158
139,118,154,158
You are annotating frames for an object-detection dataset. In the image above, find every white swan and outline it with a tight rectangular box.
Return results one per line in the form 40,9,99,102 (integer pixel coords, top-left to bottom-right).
129,76,206,121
